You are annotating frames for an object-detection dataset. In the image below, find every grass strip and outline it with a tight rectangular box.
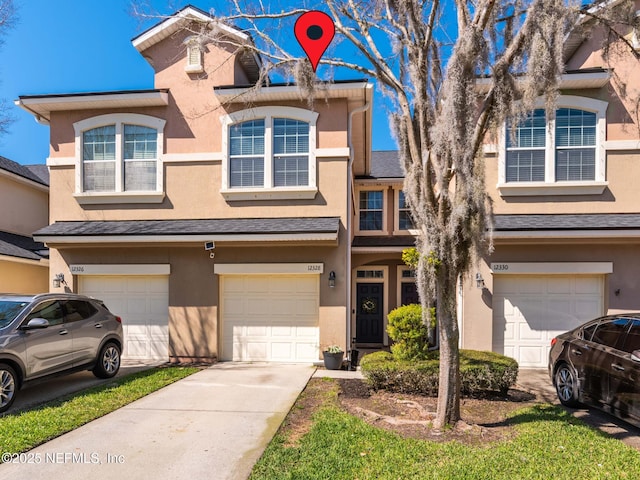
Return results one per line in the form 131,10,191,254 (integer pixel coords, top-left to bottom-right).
0,366,199,457
251,381,640,480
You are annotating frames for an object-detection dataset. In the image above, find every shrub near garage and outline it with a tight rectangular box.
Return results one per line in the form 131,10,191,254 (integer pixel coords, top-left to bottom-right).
360,350,519,396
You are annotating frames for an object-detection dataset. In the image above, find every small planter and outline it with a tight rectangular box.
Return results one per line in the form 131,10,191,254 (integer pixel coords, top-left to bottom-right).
323,351,344,370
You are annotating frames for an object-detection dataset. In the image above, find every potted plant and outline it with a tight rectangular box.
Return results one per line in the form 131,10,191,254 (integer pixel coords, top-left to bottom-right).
323,345,344,370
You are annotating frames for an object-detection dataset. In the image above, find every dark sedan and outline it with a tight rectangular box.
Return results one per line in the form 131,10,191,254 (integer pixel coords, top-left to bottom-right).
549,314,640,427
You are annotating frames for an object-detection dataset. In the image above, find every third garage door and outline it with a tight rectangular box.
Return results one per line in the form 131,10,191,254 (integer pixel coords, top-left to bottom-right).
220,274,319,362
493,275,603,367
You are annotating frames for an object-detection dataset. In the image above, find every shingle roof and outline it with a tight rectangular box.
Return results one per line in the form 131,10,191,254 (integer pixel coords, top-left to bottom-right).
358,151,404,179
34,217,341,237
0,231,47,260
493,214,640,231
352,236,415,247
0,156,49,186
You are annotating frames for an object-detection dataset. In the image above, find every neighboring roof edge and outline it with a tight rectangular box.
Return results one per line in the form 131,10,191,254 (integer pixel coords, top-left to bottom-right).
0,156,49,188
214,80,372,103
0,230,48,262
563,0,630,62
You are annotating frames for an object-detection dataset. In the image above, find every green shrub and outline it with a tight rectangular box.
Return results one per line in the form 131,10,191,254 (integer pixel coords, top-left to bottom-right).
360,350,519,396
386,304,435,360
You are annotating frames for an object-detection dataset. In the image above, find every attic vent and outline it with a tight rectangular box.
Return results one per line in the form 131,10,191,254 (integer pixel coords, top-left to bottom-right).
184,36,204,73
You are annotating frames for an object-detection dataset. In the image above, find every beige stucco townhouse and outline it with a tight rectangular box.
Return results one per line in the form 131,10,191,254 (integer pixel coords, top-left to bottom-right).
0,156,49,293
17,3,640,367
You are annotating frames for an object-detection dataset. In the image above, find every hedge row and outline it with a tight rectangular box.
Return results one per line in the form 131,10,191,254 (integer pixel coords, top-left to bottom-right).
359,350,519,396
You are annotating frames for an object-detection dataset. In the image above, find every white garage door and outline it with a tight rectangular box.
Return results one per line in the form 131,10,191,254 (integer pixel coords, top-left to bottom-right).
220,274,319,362
493,275,603,367
80,276,169,361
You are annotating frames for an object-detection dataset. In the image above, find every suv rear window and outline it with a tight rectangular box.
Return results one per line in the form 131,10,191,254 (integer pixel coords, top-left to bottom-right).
63,300,98,322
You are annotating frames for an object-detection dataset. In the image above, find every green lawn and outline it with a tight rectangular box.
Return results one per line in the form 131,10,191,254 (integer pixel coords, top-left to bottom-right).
251,380,640,480
0,366,199,457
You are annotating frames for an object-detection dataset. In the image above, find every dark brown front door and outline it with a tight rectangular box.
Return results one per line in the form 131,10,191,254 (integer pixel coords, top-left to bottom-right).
356,283,384,343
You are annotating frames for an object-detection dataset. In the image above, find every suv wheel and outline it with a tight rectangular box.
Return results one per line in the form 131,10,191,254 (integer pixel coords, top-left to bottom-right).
93,343,121,379
0,364,18,413
555,363,580,407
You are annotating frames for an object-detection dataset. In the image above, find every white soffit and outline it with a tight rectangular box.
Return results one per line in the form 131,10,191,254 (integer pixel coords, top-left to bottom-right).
216,82,372,103
16,91,169,123
475,70,611,93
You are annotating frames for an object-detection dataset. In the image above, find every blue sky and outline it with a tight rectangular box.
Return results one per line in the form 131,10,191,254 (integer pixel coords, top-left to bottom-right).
0,0,397,166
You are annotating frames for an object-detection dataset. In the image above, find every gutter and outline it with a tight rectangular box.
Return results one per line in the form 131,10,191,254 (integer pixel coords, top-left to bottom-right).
346,91,371,358
14,99,50,125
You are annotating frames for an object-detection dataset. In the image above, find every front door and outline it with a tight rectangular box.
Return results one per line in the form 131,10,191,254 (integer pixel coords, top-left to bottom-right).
356,283,384,343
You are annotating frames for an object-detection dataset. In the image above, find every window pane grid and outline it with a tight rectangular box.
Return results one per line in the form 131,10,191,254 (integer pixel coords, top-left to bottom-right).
398,191,414,230
274,155,308,187
230,157,264,188
124,125,157,160
359,191,383,230
83,126,116,161
506,150,545,182
506,110,546,182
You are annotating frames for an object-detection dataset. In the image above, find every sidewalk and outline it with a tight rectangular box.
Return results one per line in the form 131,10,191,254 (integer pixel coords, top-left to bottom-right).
0,363,314,480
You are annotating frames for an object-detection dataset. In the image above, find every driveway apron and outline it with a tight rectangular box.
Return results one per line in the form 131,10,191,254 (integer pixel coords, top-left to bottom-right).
0,362,314,480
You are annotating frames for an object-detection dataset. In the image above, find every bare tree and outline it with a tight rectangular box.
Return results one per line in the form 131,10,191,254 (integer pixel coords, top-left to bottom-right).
0,0,16,137
139,0,640,428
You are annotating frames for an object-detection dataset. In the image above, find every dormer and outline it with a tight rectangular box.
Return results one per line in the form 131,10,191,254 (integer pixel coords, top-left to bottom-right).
131,5,261,86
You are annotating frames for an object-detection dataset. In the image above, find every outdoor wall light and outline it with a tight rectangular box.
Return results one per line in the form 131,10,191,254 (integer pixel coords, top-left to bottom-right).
475,273,485,289
53,273,66,288
328,271,336,288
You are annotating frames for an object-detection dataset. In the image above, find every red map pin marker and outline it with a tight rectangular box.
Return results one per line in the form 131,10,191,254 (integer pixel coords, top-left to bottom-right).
294,11,335,72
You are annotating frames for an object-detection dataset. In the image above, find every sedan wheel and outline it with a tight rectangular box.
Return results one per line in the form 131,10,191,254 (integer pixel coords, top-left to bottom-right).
93,343,121,379
0,364,18,413
555,363,580,407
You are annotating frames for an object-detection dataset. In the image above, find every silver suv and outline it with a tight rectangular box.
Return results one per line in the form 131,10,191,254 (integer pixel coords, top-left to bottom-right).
0,293,124,413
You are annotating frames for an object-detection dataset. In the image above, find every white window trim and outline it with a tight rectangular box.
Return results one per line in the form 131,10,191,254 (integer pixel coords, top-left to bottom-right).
356,186,388,235
73,113,166,204
184,36,204,73
220,106,319,200
497,95,608,196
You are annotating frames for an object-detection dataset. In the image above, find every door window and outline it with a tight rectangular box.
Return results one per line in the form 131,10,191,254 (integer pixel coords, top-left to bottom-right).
621,320,640,354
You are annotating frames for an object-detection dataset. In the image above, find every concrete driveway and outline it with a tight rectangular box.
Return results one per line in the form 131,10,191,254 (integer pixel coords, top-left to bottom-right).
0,362,314,480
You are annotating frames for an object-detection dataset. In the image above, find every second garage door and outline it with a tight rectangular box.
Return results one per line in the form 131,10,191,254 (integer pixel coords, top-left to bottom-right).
79,275,169,361
220,274,319,362
493,275,604,367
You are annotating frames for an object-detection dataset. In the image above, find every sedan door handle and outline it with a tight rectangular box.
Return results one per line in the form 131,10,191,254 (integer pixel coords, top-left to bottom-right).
612,363,625,372
571,349,583,356
58,329,69,335
94,323,103,329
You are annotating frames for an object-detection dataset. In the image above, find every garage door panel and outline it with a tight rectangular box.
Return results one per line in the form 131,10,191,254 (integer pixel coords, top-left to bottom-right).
493,275,603,367
221,274,319,362
80,276,169,361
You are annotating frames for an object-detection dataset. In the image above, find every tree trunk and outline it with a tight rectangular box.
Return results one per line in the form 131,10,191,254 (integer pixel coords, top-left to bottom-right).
434,269,461,429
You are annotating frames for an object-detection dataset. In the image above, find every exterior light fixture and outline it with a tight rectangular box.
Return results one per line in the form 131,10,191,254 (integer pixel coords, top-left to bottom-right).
53,273,66,288
329,271,336,288
475,273,485,289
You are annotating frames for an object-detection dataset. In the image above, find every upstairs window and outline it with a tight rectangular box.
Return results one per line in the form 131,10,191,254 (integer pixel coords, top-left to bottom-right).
74,114,165,201
359,190,383,231
498,95,607,196
397,191,415,230
506,109,546,182
229,120,265,188
555,108,596,181
221,107,318,200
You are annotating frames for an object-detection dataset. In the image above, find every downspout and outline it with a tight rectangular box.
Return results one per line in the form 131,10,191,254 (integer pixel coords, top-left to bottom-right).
346,94,371,360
